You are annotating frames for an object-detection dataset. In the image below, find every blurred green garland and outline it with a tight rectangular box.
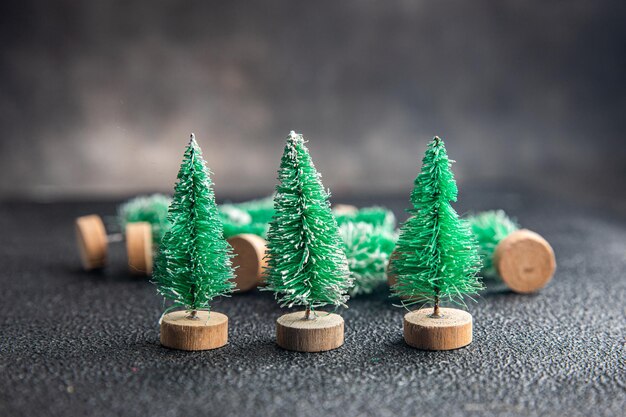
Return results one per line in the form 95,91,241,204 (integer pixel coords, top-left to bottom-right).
118,193,398,296
118,194,172,244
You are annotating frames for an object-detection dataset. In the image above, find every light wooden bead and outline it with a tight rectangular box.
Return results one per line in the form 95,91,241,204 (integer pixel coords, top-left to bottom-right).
332,204,358,215
228,234,267,292
160,310,228,351
494,229,556,294
404,308,472,351
75,214,108,270
126,222,153,275
276,311,344,352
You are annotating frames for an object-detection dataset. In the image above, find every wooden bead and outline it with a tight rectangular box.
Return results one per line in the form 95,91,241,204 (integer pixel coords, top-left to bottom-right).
404,308,472,350
228,234,267,292
332,204,358,215
494,229,556,294
75,215,108,270
276,311,344,352
126,222,153,275
160,310,228,351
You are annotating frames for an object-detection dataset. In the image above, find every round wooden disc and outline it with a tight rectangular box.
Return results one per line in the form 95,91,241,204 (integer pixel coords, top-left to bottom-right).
160,310,228,351
75,214,108,270
228,234,267,292
276,311,344,352
332,204,358,215
126,222,153,275
404,308,472,351
494,229,556,294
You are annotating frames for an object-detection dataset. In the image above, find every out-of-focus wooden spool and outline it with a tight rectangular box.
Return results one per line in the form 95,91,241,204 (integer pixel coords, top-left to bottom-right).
404,308,472,351
75,215,108,270
160,310,228,351
332,204,358,216
228,234,267,292
276,311,344,352
126,222,153,275
494,229,556,294
75,214,153,275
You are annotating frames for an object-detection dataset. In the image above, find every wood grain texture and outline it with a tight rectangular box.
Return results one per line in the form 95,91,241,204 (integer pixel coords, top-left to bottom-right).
125,222,153,275
494,229,556,294
228,234,267,292
160,311,228,351
404,308,472,351
75,214,108,270
276,311,344,352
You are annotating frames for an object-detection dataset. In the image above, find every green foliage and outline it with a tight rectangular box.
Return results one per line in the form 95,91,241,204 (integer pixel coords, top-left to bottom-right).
118,194,172,244
263,131,352,310
390,137,483,307
334,206,396,232
340,222,397,296
219,196,274,238
466,210,519,278
152,135,235,313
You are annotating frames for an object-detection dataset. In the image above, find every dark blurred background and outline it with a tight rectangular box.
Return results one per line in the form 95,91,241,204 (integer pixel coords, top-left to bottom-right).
1,1,625,208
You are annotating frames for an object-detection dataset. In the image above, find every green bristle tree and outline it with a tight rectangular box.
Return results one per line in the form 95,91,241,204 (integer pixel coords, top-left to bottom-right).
152,134,235,317
390,136,482,316
263,131,352,318
466,210,519,278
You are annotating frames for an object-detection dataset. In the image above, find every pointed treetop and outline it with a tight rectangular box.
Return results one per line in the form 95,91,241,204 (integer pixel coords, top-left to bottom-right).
189,132,196,146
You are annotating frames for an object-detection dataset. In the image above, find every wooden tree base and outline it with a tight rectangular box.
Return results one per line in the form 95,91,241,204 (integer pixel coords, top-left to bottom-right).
494,229,556,294
126,222,153,275
160,311,228,351
404,308,472,351
75,214,108,270
228,234,267,292
276,311,344,352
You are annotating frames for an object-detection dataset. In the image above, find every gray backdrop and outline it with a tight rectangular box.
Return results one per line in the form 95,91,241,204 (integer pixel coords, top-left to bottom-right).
1,0,625,206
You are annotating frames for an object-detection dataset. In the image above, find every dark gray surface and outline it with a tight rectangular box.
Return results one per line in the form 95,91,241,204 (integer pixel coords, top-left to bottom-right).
0,187,624,417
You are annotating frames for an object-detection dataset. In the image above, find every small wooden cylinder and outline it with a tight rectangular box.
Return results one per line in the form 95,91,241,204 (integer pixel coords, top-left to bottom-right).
404,308,472,351
228,234,267,292
276,311,344,352
126,222,153,275
494,229,556,294
332,204,358,215
160,310,228,351
75,214,108,270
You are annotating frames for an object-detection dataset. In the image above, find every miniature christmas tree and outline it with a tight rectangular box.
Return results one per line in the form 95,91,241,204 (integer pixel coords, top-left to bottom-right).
263,131,351,352
391,136,482,350
153,134,235,351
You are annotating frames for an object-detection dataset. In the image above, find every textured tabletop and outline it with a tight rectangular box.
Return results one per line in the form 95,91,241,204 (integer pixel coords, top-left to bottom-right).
0,186,624,417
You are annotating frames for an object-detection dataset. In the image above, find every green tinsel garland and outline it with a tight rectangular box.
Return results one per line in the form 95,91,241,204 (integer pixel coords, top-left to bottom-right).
340,222,397,296
466,210,519,278
118,194,172,244
219,196,274,239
